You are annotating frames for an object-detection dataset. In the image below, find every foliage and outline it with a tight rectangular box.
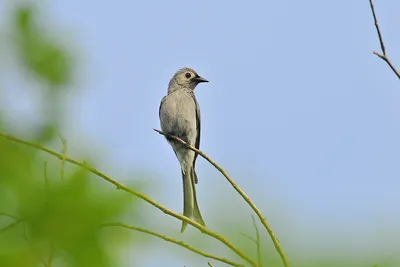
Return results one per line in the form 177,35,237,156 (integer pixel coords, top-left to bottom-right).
0,5,133,267
0,2,398,267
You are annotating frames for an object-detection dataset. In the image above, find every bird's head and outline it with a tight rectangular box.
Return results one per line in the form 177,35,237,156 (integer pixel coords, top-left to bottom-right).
168,67,208,93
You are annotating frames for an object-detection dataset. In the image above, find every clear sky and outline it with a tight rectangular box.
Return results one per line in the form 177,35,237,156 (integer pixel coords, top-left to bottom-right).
1,0,400,266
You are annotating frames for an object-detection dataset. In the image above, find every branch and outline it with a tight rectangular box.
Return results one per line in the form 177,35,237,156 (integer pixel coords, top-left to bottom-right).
103,222,244,267
369,0,400,79
154,129,289,267
0,132,256,267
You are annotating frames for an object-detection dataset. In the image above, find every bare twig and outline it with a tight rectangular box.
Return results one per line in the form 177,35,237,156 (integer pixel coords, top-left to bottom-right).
154,129,289,267
0,132,256,267
251,215,262,267
369,0,400,79
103,222,244,267
208,262,214,267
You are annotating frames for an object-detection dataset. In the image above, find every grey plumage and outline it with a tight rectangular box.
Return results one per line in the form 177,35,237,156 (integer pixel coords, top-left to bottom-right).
159,67,209,232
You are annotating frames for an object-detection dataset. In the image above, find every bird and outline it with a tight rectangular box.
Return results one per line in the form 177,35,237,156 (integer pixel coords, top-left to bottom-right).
159,67,209,232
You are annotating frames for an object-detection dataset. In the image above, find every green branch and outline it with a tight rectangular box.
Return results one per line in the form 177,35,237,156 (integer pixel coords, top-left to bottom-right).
0,132,256,267
103,222,244,267
154,129,289,267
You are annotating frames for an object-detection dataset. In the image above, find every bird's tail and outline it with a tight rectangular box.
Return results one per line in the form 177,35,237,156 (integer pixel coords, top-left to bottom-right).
181,167,205,233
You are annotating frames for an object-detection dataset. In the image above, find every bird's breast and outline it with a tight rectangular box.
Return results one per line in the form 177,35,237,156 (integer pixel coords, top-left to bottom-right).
160,91,197,144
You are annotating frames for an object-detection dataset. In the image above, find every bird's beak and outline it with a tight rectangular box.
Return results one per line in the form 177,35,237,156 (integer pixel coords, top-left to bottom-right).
194,76,209,83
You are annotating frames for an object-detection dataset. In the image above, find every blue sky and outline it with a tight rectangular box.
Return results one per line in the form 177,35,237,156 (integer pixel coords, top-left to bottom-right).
1,0,400,266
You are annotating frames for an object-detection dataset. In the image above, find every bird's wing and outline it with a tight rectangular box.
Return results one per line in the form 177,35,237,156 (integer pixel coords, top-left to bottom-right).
192,94,201,179
159,95,167,118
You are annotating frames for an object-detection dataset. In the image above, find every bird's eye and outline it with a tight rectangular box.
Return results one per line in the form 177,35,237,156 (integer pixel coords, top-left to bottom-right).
185,73,191,79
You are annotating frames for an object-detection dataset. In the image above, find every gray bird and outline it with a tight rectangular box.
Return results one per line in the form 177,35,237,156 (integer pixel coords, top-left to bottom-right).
159,67,209,232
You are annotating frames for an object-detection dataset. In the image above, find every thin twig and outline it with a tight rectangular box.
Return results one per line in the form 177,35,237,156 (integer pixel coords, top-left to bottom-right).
369,0,386,56
369,0,400,79
154,129,289,267
251,215,262,267
103,222,244,267
240,217,261,266
241,233,257,244
0,132,256,267
208,262,214,267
